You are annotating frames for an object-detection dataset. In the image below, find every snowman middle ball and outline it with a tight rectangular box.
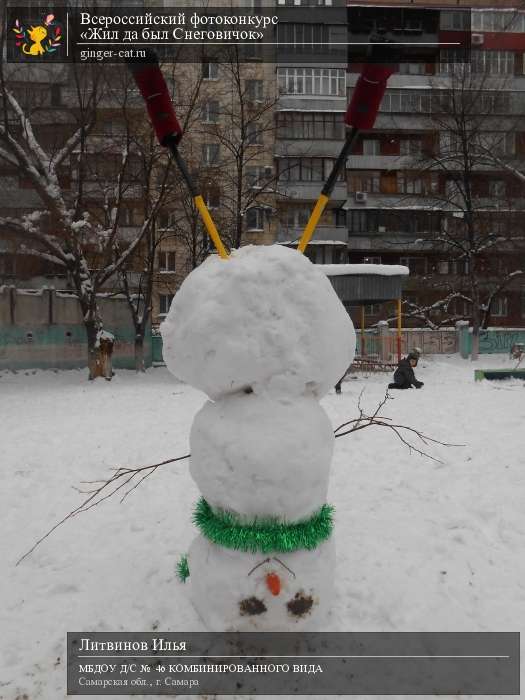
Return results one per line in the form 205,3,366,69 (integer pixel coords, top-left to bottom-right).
190,393,334,522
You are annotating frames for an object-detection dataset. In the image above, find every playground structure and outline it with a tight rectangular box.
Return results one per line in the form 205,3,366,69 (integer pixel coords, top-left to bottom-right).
318,264,409,369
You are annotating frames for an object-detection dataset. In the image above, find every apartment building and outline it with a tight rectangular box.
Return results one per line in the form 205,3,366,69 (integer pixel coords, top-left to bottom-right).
276,0,525,328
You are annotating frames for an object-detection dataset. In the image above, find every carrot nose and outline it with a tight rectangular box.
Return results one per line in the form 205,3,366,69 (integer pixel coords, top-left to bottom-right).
266,572,281,596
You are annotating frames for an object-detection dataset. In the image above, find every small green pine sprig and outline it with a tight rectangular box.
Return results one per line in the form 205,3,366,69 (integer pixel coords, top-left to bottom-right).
176,554,190,582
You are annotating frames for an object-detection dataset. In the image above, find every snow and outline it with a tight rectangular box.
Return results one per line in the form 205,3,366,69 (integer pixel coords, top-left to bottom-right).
1,354,525,697
190,394,334,521
161,245,356,399
317,264,410,277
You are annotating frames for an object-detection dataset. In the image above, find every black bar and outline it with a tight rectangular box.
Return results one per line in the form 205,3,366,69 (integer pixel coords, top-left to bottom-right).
166,139,199,198
321,126,359,197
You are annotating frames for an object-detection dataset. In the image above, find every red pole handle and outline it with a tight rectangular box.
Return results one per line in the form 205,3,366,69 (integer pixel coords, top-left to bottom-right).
127,51,182,146
345,64,396,130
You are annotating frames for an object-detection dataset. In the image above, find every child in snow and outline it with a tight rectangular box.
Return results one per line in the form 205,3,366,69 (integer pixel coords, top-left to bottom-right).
388,349,424,390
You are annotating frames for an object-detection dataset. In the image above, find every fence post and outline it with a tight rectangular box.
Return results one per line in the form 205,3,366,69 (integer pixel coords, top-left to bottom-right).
377,320,390,362
456,320,470,359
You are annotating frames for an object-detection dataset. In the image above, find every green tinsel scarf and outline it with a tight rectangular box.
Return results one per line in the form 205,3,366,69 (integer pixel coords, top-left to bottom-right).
193,498,334,554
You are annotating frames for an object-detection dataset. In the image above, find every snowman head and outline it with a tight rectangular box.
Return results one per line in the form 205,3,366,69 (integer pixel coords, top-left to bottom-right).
188,536,336,632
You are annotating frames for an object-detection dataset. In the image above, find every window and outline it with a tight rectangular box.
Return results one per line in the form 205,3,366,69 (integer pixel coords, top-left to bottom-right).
277,68,346,96
159,294,174,316
381,90,432,114
397,173,423,194
400,257,427,275
0,254,15,276
278,158,344,182
365,303,381,315
202,60,218,80
362,139,380,156
398,63,427,75
277,112,344,140
471,50,514,75
489,180,507,198
246,207,265,231
400,139,423,156
472,10,525,33
246,123,263,145
478,132,516,156
246,166,269,187
363,256,381,265
284,207,310,228
202,144,220,165
158,251,176,273
349,210,378,234
440,10,471,31
204,187,221,209
350,172,380,194
335,208,347,227
437,261,449,275
157,211,176,229
491,297,508,317
201,100,219,123
246,79,263,102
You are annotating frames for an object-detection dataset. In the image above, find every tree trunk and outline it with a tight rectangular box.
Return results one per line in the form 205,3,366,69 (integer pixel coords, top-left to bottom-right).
135,334,145,372
470,288,481,362
85,320,102,380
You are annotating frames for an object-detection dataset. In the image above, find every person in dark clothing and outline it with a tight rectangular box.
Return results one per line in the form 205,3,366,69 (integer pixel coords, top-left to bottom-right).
388,351,424,390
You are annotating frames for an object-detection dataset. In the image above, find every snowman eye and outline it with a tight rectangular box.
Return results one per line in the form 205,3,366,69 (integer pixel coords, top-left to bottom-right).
286,591,313,617
239,596,267,616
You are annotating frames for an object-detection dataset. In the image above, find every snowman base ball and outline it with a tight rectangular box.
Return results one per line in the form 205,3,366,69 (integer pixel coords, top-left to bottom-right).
161,245,356,632
188,535,336,632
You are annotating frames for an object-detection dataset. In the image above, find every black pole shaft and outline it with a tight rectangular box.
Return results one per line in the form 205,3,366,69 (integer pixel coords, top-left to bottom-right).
321,126,360,197
166,138,199,198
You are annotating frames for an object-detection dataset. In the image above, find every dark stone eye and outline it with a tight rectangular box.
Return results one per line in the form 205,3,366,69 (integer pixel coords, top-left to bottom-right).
287,592,314,617
239,596,267,616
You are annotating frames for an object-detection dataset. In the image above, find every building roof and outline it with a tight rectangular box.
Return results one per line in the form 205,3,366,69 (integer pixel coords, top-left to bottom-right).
316,263,409,277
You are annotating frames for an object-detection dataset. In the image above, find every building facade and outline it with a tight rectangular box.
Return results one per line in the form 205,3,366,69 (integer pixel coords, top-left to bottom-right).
276,0,525,328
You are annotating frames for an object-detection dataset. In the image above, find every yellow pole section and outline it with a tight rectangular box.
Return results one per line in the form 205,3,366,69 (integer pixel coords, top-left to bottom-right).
297,193,330,253
194,195,229,260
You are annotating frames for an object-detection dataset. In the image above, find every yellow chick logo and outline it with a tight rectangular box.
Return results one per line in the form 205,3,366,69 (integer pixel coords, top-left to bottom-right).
12,14,62,58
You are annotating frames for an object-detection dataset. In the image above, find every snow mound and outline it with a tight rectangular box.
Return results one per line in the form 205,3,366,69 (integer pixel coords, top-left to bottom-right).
190,394,334,521
161,245,355,398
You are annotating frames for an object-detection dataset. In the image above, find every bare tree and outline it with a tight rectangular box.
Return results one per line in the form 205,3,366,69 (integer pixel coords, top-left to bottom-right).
0,45,167,377
164,50,279,265
400,61,525,357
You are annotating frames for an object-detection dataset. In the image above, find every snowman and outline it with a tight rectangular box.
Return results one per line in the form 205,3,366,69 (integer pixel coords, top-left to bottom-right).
161,244,355,631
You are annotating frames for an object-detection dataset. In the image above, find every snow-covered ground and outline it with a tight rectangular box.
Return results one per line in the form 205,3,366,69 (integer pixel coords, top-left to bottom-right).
1,354,524,699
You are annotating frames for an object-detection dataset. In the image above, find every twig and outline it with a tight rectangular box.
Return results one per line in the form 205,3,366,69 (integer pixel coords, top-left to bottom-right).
16,453,189,565
17,391,461,564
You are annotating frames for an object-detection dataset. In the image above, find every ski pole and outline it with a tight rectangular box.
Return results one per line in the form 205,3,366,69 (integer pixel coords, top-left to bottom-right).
297,62,396,254
127,51,229,260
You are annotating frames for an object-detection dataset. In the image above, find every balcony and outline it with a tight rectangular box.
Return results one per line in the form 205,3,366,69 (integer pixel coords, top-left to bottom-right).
276,226,348,245
278,96,346,113
277,180,347,202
